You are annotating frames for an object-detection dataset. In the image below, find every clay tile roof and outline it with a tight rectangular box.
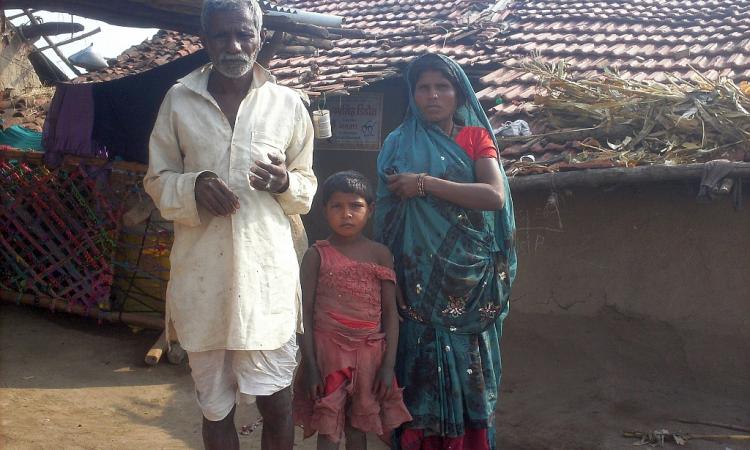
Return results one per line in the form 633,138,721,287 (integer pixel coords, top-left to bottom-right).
75,0,507,93
73,0,750,132
263,0,504,97
73,30,203,83
480,0,750,111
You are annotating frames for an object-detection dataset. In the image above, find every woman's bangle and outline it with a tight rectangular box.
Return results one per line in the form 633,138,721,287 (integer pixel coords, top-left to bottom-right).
417,173,427,197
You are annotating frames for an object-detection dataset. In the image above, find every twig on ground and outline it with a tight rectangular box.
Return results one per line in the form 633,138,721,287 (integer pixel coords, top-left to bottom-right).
624,429,750,447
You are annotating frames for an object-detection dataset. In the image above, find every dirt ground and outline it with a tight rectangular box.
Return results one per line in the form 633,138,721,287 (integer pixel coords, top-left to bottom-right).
1,303,748,450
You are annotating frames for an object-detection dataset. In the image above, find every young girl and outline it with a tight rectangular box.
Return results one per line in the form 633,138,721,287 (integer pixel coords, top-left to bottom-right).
293,171,412,449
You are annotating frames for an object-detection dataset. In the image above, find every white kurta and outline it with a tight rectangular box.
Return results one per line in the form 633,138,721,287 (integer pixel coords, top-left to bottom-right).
144,63,316,352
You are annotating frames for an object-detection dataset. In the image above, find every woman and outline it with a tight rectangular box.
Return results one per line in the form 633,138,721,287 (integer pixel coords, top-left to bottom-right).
374,54,517,450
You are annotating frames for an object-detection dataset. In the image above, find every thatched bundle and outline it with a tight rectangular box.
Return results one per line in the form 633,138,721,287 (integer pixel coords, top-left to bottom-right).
501,60,750,175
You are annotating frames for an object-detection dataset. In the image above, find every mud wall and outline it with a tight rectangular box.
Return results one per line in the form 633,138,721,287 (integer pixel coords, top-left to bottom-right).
510,179,750,338
0,27,43,92
305,77,749,341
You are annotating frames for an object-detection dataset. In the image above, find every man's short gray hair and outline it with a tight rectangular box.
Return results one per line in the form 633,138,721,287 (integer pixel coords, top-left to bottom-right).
201,0,263,33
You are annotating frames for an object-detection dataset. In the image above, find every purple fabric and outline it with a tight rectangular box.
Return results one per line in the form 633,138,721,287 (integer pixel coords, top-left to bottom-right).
41,50,209,166
43,83,107,167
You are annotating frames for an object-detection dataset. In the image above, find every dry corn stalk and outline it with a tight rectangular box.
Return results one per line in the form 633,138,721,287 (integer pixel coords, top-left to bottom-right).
519,59,750,166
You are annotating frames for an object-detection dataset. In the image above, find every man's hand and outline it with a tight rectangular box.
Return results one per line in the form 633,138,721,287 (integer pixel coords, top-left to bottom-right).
195,173,240,216
250,153,289,193
373,366,395,401
386,173,421,199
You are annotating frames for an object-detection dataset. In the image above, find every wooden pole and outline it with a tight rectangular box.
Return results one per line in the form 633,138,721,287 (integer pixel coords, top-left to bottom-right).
23,9,82,76
688,434,750,441
324,27,366,39
263,15,331,39
508,162,750,192
144,330,167,365
276,45,318,56
286,35,334,50
1,290,164,330
0,148,148,174
35,27,102,52
7,10,34,20
676,419,750,433
623,430,750,443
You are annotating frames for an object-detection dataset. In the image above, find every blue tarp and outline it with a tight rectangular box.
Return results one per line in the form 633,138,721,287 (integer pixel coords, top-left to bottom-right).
0,125,44,151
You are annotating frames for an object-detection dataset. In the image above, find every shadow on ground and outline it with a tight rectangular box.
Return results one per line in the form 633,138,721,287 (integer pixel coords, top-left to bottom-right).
496,308,750,449
1,303,748,449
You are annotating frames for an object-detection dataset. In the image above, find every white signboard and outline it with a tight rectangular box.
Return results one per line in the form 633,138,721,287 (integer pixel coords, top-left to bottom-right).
318,93,383,150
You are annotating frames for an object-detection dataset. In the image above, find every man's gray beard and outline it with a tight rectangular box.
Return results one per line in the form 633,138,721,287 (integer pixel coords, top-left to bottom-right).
214,55,254,78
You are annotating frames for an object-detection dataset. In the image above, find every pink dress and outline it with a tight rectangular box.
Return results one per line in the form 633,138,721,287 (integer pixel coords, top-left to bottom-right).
293,240,412,442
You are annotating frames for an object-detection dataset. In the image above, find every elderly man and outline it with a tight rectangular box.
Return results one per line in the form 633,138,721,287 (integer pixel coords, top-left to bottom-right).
144,0,316,448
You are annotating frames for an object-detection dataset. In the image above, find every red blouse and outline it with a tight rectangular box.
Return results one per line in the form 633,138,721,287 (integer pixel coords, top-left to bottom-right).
454,126,498,160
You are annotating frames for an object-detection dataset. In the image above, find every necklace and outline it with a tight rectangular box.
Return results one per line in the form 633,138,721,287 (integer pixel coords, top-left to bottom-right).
446,122,455,137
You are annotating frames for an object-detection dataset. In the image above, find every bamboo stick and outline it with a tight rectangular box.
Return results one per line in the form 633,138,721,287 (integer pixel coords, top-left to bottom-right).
1,290,164,330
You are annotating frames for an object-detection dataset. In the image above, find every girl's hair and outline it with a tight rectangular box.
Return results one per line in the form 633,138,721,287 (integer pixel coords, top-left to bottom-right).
407,54,467,107
320,170,374,205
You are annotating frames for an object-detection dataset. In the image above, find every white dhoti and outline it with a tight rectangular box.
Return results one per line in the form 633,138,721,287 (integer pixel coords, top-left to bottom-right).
187,334,298,421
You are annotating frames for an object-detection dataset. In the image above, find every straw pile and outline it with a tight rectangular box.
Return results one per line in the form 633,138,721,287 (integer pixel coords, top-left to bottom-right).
502,60,750,175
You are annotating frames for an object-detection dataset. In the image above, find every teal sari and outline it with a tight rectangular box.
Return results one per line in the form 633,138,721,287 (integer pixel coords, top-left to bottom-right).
374,54,517,448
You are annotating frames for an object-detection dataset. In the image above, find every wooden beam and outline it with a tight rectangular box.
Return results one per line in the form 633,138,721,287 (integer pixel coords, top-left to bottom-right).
324,27,366,39
0,148,148,173
23,9,82,76
34,26,101,52
7,10,35,20
507,162,750,192
8,1,201,33
7,1,352,39
286,35,334,50
1,290,164,330
276,45,318,56
264,15,331,39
